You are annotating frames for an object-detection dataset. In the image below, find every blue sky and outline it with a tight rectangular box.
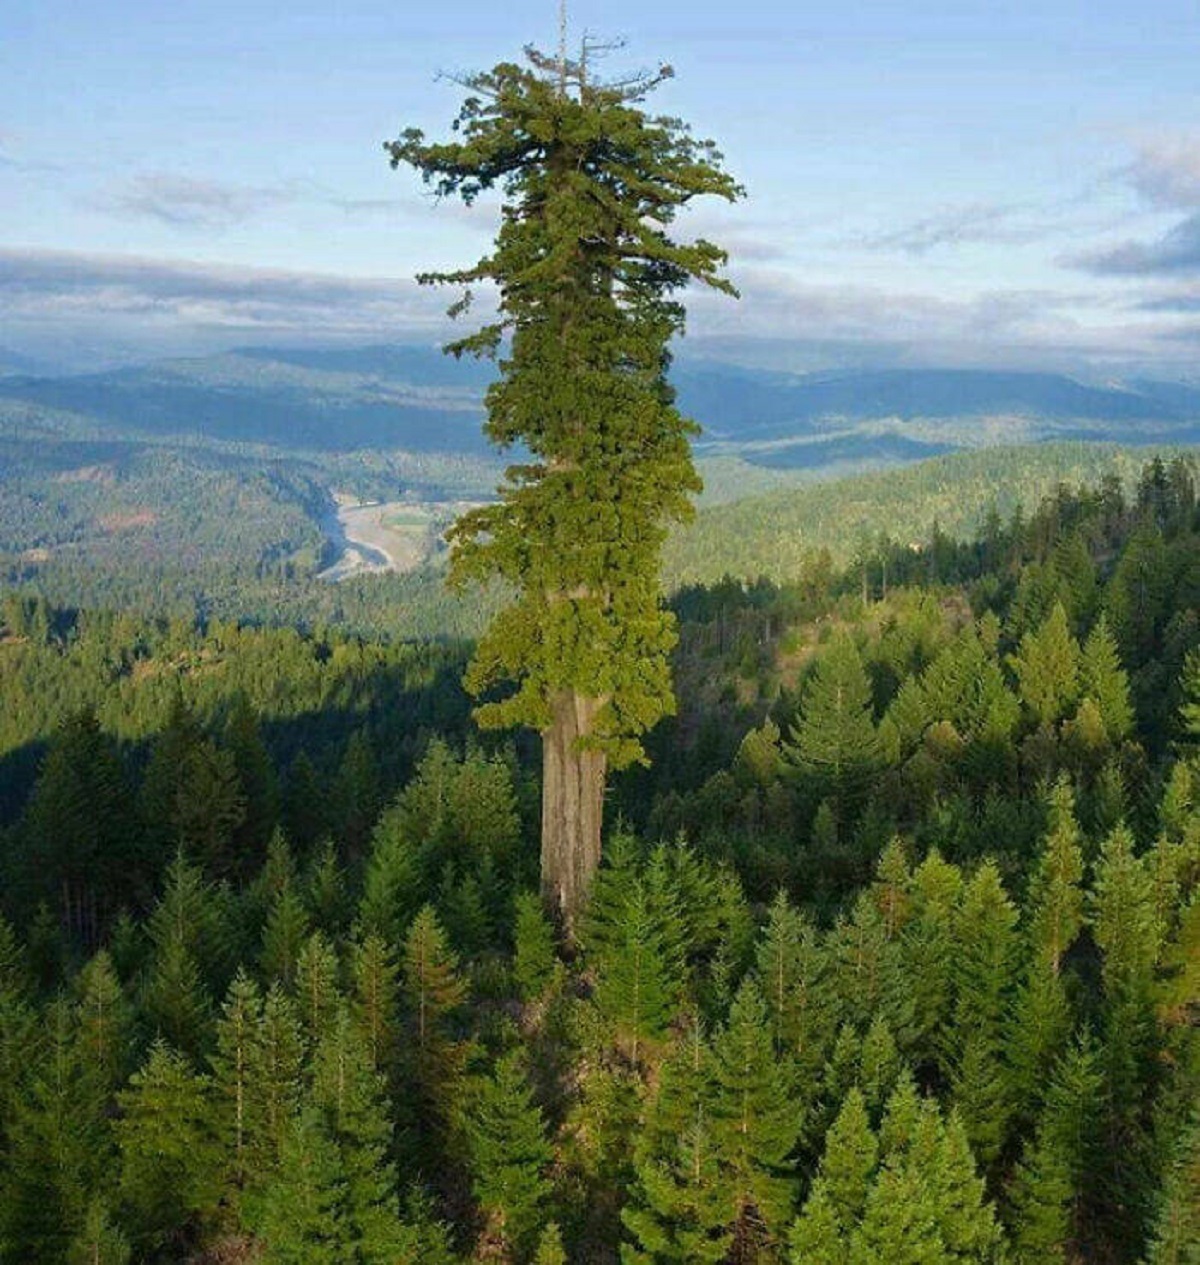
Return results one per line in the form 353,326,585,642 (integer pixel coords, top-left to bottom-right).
2,0,1199,373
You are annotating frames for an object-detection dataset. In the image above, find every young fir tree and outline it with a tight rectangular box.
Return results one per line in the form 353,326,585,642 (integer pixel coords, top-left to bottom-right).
622,1021,730,1265
386,40,741,932
116,1041,222,1255
349,932,399,1074
66,1197,131,1265
513,889,560,1004
466,1050,554,1259
1078,615,1135,742
949,860,1020,1172
753,891,835,1085
708,980,801,1259
310,1009,408,1262
1008,778,1085,1120
785,634,884,813
1010,602,1081,729
1088,824,1165,1255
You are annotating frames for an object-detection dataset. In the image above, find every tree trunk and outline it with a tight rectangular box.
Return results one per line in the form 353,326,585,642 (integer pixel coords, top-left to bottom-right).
541,689,607,938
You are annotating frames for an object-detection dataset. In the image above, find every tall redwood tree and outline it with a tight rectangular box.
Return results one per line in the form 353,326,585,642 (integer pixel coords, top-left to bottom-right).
387,42,740,931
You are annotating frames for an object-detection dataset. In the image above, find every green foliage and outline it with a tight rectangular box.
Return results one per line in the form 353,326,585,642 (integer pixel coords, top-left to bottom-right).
466,1050,554,1257
708,980,801,1256
786,635,884,808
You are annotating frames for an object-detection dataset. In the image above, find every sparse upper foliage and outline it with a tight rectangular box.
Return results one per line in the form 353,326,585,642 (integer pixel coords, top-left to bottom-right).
387,41,741,926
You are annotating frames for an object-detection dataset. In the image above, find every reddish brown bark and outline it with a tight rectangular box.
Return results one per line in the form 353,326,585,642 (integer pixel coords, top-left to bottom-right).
540,689,607,937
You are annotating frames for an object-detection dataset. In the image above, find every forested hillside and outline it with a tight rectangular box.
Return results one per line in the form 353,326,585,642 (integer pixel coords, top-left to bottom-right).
0,457,1196,1262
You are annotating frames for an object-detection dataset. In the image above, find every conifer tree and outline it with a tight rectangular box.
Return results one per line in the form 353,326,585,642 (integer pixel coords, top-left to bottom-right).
310,1009,408,1261
400,905,468,1149
1009,779,1085,1117
1144,1108,1200,1265
1078,615,1135,742
0,998,112,1260
349,932,399,1074
753,891,834,1084
901,848,963,1075
513,889,560,1003
116,1041,222,1255
255,1107,345,1265
1088,824,1164,1253
74,948,132,1093
66,1198,131,1265
1011,602,1080,728
467,1050,554,1259
209,970,264,1204
949,860,1019,1171
786,635,884,811
622,1022,730,1265
296,930,342,1046
708,980,801,1258
388,43,741,930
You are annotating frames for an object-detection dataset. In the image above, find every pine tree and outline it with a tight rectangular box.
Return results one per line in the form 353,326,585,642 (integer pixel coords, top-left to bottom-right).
1010,602,1080,728
1078,615,1135,742
295,930,342,1046
349,932,399,1074
116,1041,222,1255
513,889,559,1003
388,42,740,931
708,980,801,1258
949,860,1019,1171
622,1022,730,1265
753,891,834,1084
467,1050,554,1258
785,635,884,811
66,1198,131,1265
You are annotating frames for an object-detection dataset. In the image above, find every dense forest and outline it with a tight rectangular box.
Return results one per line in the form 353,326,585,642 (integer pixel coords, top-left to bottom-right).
0,456,1196,1262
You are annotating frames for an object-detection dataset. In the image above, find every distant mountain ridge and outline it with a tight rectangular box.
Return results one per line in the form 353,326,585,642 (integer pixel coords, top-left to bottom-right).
1,344,1198,463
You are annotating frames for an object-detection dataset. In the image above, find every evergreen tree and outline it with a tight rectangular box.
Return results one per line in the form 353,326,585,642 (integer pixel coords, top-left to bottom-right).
1144,1109,1200,1265
225,693,281,876
753,891,834,1084
467,1050,554,1258
786,635,884,811
1079,615,1135,742
513,889,560,1003
295,930,342,1046
388,46,741,929
400,905,468,1150
255,1107,346,1265
1088,824,1165,1254
708,980,801,1259
622,1022,730,1265
1009,779,1085,1118
350,932,399,1074
1010,602,1080,728
949,860,1019,1171
66,1198,131,1265
116,1041,222,1255
310,1009,408,1261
